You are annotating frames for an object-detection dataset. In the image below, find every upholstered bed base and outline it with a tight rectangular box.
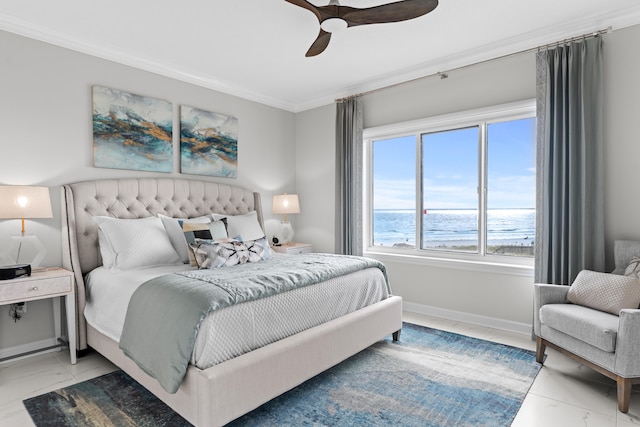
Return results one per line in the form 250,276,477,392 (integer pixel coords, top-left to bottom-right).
61,178,403,426
89,295,402,426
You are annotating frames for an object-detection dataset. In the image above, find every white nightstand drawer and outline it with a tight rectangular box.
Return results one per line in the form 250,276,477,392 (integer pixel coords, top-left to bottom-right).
0,271,72,303
287,245,312,255
272,242,313,255
0,267,77,364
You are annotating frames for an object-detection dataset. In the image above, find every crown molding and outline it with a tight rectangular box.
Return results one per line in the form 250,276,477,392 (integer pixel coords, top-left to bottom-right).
3,5,640,114
0,13,298,112
317,4,640,110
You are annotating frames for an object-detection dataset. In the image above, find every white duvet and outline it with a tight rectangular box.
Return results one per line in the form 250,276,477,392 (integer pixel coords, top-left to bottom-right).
84,261,389,369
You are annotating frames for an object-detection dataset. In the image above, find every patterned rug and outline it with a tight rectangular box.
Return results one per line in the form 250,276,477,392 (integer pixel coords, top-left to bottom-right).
24,323,541,426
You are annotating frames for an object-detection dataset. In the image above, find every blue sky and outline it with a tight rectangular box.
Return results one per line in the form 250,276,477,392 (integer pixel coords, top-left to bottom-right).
373,118,536,210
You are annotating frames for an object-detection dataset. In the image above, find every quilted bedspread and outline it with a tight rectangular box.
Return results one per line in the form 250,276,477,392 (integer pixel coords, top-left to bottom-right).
118,253,389,393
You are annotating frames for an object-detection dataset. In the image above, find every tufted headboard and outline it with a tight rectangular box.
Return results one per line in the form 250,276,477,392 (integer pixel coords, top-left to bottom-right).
61,177,263,350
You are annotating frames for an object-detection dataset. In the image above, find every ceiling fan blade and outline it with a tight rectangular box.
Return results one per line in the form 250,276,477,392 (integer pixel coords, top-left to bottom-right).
286,0,438,56
305,29,332,57
340,0,439,27
284,0,323,21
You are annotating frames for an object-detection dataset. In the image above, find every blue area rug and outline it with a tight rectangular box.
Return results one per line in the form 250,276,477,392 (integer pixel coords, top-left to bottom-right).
24,323,541,426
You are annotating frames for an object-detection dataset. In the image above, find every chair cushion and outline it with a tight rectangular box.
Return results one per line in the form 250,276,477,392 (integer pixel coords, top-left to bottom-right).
567,270,640,315
539,304,619,353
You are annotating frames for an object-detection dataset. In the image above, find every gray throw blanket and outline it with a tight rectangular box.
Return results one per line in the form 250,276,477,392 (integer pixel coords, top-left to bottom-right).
118,253,390,393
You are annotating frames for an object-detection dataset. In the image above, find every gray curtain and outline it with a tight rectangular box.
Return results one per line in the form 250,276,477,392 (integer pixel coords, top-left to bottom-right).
534,36,605,285
335,96,363,255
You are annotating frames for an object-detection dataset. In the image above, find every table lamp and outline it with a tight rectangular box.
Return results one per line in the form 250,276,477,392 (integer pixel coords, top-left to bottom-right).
0,186,53,269
272,193,300,243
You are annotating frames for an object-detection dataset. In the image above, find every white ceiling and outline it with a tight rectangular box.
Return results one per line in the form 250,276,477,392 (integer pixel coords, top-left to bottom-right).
2,0,640,112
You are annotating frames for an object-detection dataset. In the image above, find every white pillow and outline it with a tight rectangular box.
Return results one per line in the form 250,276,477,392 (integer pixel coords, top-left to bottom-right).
211,211,264,241
158,214,212,263
94,216,182,270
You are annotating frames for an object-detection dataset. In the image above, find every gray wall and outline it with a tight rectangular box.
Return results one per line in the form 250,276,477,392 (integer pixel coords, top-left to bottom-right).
0,30,296,352
295,24,640,329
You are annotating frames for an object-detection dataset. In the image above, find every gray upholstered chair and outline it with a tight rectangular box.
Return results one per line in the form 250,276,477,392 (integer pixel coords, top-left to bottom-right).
534,240,640,413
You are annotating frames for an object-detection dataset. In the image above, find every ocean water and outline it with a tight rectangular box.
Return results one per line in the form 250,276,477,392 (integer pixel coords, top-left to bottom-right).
373,209,535,250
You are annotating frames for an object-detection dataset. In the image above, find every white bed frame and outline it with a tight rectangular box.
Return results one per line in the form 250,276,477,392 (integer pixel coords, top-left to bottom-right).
61,178,403,426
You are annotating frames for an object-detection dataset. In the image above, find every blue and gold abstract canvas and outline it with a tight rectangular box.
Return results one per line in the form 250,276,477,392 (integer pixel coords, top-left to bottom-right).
180,105,238,178
93,86,173,172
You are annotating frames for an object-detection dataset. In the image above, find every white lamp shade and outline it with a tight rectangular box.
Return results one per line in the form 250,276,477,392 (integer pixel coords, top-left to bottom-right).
272,194,300,215
0,186,53,219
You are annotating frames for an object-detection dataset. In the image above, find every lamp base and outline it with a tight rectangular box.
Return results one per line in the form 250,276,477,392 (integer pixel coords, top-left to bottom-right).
280,221,295,244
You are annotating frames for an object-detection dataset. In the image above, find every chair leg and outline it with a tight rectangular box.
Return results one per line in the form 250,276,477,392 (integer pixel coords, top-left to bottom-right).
535,336,546,364
617,376,632,413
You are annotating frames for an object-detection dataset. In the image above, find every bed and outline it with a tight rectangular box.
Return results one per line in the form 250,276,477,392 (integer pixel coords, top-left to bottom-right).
60,177,403,426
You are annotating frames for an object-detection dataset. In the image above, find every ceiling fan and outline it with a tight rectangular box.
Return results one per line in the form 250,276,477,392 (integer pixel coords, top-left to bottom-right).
285,0,439,57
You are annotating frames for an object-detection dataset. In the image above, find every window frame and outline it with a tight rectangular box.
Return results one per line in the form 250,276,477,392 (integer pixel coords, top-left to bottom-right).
363,100,536,276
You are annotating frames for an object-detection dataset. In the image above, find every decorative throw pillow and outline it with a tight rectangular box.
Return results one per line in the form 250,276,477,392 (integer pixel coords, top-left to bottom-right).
624,257,640,278
190,237,271,269
211,211,264,241
244,237,272,262
567,270,640,315
94,216,182,270
183,221,229,266
158,214,212,263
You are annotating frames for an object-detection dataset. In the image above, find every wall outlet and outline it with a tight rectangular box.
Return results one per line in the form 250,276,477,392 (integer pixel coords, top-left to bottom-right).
9,302,26,321
16,302,26,314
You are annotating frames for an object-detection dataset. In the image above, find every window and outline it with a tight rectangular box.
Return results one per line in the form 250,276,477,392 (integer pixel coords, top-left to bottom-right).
364,100,536,266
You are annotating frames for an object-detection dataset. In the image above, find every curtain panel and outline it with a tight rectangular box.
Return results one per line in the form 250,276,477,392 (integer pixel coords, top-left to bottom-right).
534,36,605,285
335,96,363,256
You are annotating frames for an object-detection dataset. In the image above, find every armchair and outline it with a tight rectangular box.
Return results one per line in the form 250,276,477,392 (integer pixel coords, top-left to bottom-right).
533,240,640,413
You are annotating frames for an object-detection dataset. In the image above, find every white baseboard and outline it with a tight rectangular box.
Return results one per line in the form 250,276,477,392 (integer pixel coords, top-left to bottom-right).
0,338,61,364
403,301,532,336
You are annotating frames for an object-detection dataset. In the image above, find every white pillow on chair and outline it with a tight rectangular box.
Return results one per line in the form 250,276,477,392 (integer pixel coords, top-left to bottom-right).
567,270,640,315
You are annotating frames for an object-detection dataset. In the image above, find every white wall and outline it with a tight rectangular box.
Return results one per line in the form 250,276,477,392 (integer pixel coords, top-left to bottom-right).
3,22,639,353
293,103,336,254
603,24,640,257
295,24,640,331
0,30,296,352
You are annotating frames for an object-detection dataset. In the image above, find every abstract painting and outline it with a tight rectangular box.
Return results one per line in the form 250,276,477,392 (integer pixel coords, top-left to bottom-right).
93,86,173,172
180,105,238,178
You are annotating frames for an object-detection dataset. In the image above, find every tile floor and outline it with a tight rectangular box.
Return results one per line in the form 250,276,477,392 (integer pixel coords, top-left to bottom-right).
1,312,639,426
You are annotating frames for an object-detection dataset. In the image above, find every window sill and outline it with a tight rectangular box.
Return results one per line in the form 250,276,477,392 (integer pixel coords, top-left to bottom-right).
364,248,534,277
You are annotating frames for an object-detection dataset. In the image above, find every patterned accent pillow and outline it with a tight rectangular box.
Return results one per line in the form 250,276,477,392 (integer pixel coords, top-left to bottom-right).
244,237,272,262
567,270,640,315
624,257,640,278
183,220,228,266
158,214,212,263
190,237,272,269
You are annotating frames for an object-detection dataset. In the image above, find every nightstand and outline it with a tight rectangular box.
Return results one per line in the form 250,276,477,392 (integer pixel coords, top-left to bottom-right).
271,242,313,255
0,267,76,364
